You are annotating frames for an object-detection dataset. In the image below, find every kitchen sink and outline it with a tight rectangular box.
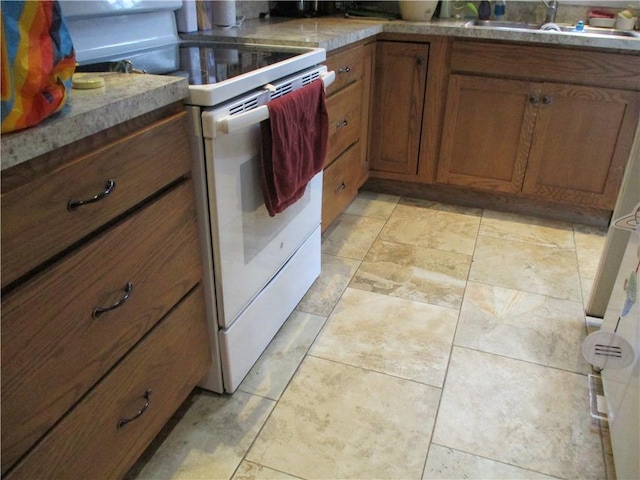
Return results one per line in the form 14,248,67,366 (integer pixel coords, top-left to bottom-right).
465,19,541,30
465,19,640,38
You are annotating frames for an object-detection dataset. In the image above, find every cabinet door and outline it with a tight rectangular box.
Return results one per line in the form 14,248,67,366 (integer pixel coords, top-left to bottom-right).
370,41,429,175
522,83,640,209
437,75,540,193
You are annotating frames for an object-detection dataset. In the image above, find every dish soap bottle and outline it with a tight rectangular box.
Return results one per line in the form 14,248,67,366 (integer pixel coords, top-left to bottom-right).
478,0,491,20
494,0,506,20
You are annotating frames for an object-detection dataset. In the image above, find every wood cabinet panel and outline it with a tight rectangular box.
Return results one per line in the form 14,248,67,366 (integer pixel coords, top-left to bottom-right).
1,112,191,289
438,75,539,193
6,286,210,480
522,84,640,208
325,81,362,167
451,41,640,91
1,181,202,472
325,44,364,97
370,41,429,175
322,144,361,230
358,41,375,185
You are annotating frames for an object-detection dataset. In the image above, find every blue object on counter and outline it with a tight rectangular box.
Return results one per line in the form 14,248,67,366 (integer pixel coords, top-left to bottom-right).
494,0,505,20
573,20,585,31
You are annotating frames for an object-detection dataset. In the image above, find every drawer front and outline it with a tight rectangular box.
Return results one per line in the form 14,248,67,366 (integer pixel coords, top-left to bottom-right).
322,143,361,230
6,285,211,480
450,41,640,91
325,44,364,96
1,112,191,288
1,181,202,474
325,82,362,167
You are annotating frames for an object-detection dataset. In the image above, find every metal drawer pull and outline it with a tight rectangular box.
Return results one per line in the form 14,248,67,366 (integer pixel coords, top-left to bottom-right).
335,119,348,129
338,66,351,74
335,182,346,193
117,389,151,429
542,95,552,105
529,94,539,105
68,179,116,211
92,282,133,319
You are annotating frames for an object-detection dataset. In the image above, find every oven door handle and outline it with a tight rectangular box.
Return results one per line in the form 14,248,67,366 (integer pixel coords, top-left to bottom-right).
216,71,335,135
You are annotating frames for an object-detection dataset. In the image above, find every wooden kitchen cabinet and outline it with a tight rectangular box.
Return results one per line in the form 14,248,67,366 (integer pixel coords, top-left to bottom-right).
437,40,640,210
521,83,640,208
437,75,538,194
369,41,429,175
321,40,374,230
1,105,210,478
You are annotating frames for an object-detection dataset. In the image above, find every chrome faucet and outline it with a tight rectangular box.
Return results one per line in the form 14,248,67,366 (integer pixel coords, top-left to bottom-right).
543,0,558,23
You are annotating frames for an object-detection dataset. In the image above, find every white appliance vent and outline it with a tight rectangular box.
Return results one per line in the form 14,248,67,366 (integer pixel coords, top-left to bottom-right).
270,70,322,100
229,97,259,116
223,66,325,118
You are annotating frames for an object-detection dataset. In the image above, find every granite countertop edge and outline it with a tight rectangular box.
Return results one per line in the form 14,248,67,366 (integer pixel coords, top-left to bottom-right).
182,17,640,52
1,74,188,171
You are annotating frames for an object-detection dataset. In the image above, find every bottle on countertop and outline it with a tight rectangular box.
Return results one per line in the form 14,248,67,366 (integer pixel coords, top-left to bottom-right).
478,0,491,20
439,0,451,19
494,0,506,20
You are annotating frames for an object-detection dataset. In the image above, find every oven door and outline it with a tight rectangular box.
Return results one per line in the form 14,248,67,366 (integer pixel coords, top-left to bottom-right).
201,97,322,329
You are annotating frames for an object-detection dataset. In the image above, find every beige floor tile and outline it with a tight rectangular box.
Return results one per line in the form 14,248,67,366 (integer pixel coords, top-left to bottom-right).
454,282,590,373
296,254,360,316
231,461,301,479
423,445,556,479
380,199,482,255
321,214,385,260
433,347,605,479
135,391,275,480
238,311,326,400
246,356,440,479
343,191,400,220
350,238,471,309
309,288,458,387
573,224,607,280
480,210,575,248
470,235,582,301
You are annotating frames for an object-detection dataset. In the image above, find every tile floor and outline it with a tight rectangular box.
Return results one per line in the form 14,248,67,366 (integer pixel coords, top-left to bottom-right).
130,191,614,480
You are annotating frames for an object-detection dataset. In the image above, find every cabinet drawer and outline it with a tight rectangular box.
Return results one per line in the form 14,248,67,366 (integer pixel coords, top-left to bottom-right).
322,143,361,230
6,285,211,480
325,82,362,167
0,181,202,474
325,44,364,96
450,41,640,91
1,111,192,288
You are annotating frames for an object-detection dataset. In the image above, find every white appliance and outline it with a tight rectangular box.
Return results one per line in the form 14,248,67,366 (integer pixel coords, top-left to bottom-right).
61,1,333,393
586,139,639,478
191,66,333,392
601,216,639,480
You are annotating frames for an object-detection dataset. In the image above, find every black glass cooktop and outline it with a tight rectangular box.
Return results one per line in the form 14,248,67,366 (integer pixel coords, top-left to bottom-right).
178,42,302,86
76,42,306,85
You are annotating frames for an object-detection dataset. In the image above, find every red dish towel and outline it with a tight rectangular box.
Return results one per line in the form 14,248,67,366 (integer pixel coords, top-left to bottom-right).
260,79,329,216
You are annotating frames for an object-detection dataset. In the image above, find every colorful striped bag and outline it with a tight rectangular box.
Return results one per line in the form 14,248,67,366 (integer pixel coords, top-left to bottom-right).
1,0,75,133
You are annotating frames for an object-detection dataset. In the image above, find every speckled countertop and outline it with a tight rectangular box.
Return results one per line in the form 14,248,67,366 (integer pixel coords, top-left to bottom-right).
2,15,638,171
183,16,640,52
1,73,188,171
